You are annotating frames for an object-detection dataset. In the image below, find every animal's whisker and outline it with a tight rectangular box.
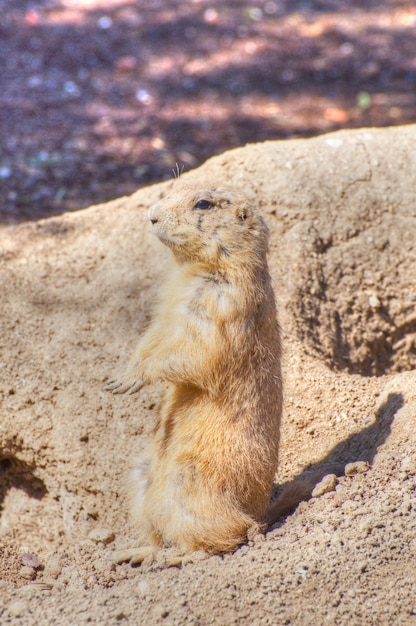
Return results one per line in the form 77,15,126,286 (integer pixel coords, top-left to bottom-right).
172,162,185,179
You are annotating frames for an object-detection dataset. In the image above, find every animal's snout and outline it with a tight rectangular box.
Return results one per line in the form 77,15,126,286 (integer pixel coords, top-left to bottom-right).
150,217,158,225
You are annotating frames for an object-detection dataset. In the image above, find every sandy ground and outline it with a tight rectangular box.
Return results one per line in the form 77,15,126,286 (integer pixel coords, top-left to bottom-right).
1,126,416,624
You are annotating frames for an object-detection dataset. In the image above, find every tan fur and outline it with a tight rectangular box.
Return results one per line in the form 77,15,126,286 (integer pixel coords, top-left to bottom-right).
106,182,282,560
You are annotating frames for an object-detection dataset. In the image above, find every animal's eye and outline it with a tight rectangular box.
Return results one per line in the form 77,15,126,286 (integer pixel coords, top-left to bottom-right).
194,199,213,210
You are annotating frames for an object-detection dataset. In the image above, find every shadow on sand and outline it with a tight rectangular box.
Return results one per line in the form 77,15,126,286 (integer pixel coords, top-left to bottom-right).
268,391,404,524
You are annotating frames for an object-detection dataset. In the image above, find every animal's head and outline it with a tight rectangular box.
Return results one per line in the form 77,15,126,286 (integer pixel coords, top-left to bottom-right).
148,182,269,268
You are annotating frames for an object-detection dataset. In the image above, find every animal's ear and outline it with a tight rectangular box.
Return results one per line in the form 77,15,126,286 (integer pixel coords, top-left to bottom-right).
236,206,255,225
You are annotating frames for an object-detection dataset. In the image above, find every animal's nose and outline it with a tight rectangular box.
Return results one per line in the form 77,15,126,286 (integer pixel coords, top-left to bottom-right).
148,204,159,224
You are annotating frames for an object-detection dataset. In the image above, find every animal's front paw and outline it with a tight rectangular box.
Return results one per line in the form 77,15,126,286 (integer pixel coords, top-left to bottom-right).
104,374,145,395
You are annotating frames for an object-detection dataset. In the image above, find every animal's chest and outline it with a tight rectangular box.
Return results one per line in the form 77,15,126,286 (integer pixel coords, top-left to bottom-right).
181,276,238,321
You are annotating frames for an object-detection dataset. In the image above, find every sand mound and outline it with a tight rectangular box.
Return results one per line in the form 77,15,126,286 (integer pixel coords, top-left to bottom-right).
1,125,415,625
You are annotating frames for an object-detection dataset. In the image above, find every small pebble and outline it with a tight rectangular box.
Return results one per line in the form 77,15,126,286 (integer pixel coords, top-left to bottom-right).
368,294,380,308
19,553,41,569
20,566,36,580
88,528,115,544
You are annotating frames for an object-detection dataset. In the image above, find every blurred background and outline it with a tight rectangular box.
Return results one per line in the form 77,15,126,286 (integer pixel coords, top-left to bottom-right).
1,0,415,224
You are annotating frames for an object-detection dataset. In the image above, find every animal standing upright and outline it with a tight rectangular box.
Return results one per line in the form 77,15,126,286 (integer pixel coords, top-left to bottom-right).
106,181,283,565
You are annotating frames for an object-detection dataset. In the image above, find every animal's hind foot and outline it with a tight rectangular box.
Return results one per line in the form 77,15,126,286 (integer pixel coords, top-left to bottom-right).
112,546,209,569
112,546,156,566
104,374,145,395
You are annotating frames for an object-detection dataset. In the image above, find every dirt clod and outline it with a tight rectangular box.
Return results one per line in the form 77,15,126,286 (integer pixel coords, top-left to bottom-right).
312,474,338,498
345,462,371,476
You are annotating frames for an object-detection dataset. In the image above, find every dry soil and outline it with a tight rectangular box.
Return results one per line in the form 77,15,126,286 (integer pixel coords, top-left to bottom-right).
1,125,416,625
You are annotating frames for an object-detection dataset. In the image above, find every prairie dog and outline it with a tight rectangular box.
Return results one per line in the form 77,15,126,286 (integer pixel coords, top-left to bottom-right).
106,182,283,562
